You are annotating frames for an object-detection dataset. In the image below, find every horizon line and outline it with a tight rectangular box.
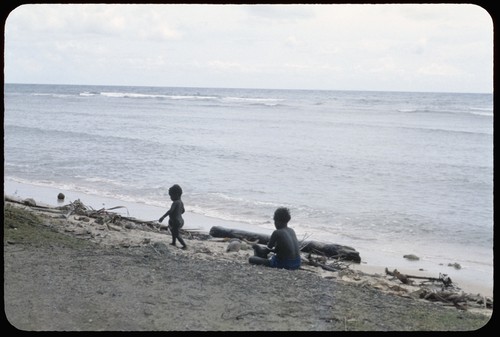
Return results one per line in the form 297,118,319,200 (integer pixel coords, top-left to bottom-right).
3,82,493,96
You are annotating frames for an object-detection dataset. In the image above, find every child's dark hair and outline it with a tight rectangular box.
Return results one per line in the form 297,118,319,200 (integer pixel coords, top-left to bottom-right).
168,184,183,199
273,207,291,227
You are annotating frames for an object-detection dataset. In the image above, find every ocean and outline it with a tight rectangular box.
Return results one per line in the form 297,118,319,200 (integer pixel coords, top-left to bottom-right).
3,83,493,294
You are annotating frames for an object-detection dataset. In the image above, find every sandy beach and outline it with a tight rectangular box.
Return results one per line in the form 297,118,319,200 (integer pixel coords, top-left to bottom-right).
3,194,493,331
4,180,494,298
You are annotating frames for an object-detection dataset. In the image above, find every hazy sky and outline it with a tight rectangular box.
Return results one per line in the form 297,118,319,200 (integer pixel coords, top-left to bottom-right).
4,3,493,93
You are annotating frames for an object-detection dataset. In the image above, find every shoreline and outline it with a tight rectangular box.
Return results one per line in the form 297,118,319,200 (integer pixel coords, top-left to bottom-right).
4,200,492,331
3,179,493,298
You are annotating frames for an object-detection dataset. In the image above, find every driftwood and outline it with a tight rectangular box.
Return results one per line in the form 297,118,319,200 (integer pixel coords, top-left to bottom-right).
301,240,360,263
209,226,361,263
303,252,350,272
418,289,492,310
6,197,210,239
385,268,453,287
209,226,270,244
383,268,495,310
304,259,340,272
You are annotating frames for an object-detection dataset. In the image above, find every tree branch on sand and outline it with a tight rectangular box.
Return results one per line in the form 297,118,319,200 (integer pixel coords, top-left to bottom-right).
385,268,452,286
302,251,352,272
384,268,493,310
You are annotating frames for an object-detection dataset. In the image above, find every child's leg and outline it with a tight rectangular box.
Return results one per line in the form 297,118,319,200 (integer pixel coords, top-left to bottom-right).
249,256,271,267
176,234,186,248
170,227,178,246
170,226,186,248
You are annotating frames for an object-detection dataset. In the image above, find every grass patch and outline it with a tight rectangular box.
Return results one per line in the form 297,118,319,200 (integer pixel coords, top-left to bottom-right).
4,203,97,249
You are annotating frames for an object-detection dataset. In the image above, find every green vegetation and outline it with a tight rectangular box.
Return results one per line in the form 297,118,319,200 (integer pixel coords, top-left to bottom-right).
4,203,96,249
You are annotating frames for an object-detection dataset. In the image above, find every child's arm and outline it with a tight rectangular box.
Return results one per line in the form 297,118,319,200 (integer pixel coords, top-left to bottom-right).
267,230,278,250
159,201,178,223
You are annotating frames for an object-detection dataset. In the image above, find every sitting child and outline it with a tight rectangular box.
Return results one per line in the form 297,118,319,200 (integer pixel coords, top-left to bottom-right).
249,207,301,270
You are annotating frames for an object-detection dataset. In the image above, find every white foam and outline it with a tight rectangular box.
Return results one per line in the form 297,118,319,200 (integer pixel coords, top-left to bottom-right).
3,180,270,235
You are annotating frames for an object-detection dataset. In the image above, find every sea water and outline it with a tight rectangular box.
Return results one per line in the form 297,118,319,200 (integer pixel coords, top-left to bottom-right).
3,83,493,294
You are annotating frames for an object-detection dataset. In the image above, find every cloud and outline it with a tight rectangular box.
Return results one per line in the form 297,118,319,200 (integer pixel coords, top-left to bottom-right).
243,4,315,21
141,25,181,41
207,60,246,72
4,3,493,92
7,4,182,41
417,63,461,77
285,35,300,47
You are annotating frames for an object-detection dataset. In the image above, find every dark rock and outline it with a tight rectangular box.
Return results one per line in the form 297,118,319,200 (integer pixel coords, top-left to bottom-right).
23,198,36,207
403,254,420,261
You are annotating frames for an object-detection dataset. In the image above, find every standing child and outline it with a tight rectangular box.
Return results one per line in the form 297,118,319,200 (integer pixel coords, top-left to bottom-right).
159,184,187,249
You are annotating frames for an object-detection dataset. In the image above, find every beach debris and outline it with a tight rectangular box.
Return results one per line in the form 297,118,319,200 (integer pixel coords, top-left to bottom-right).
56,199,132,228
209,225,361,263
299,240,360,263
158,223,170,232
23,198,36,207
57,193,65,201
417,289,493,310
448,262,462,270
303,251,351,272
385,268,452,287
106,223,122,232
210,226,269,244
122,221,136,229
403,254,419,261
378,268,493,310
226,239,242,252
387,269,413,285
224,238,251,252
58,199,129,218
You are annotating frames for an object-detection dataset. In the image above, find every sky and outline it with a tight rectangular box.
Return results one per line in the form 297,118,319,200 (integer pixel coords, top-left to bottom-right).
3,3,494,93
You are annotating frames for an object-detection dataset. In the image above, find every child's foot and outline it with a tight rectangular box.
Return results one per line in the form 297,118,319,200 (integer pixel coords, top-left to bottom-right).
181,246,187,250
170,243,176,247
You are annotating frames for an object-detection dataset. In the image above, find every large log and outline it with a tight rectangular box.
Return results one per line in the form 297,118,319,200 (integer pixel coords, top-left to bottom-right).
209,226,271,244
301,240,361,263
208,226,361,263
